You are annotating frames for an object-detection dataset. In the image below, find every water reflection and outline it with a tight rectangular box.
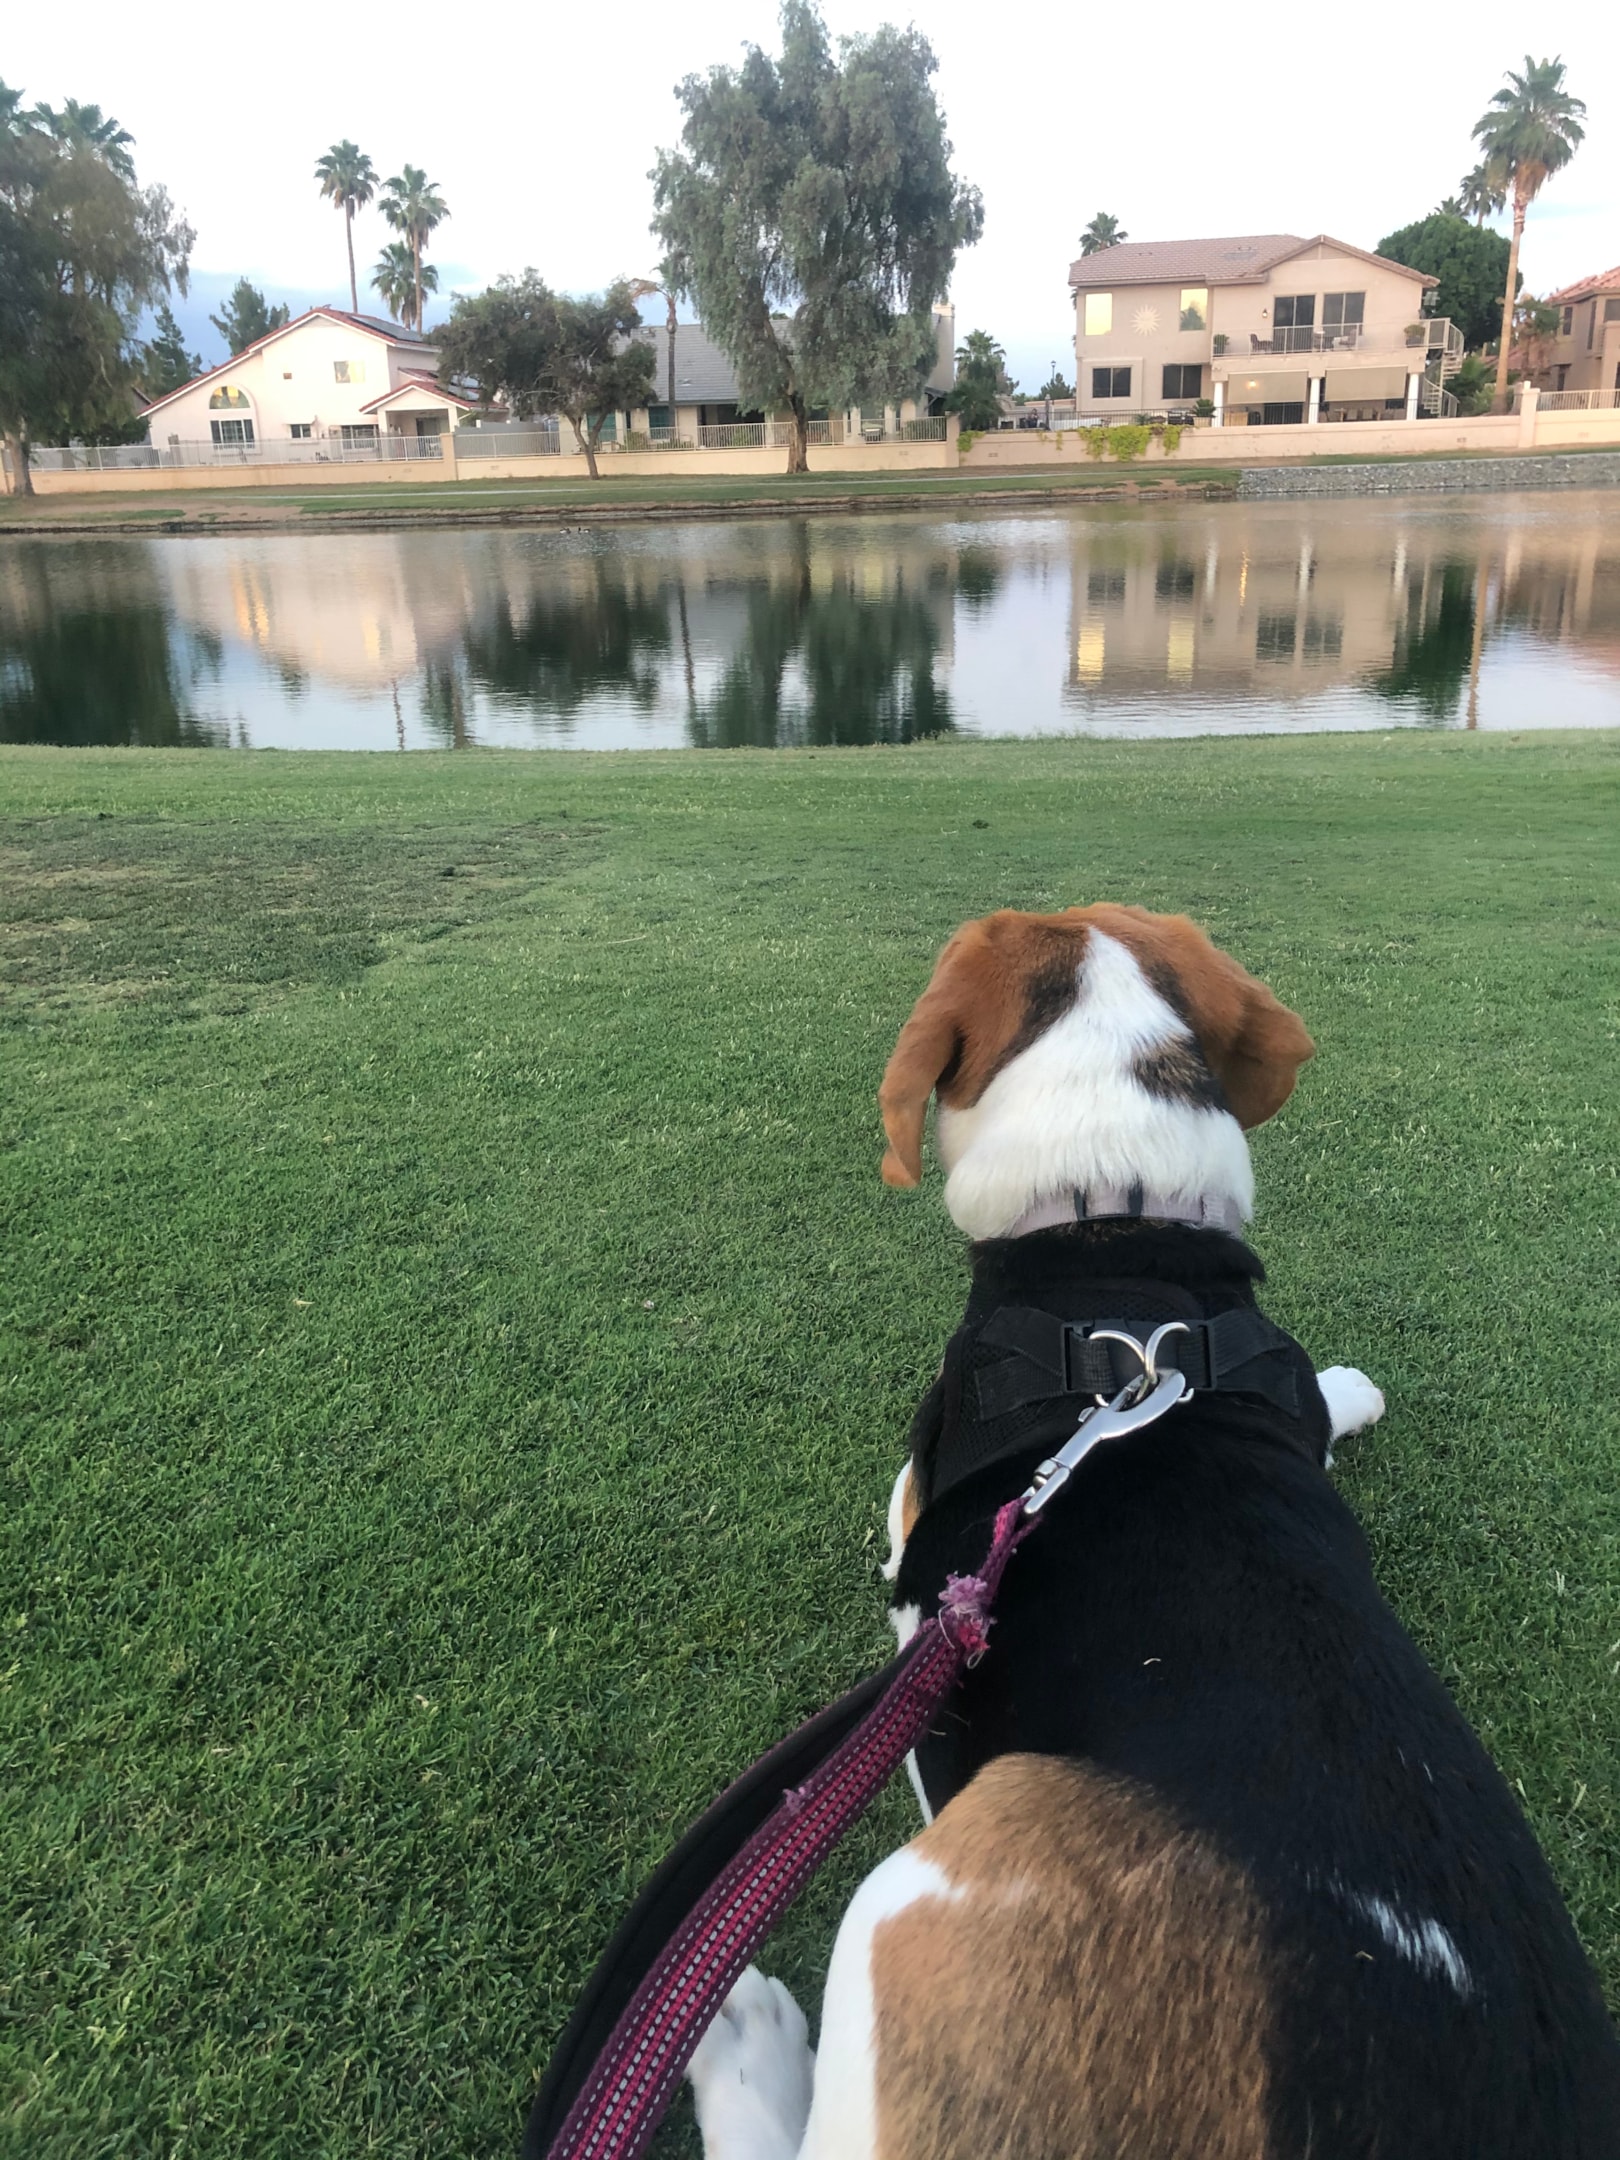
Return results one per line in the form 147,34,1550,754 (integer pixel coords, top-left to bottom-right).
1,495,1615,748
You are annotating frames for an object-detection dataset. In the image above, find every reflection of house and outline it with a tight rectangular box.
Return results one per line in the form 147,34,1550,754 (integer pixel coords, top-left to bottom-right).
1527,268,1620,400
141,309,483,456
1067,236,1457,427
1065,508,1416,698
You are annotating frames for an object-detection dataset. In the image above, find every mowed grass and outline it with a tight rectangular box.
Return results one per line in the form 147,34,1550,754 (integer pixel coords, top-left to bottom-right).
2,734,1618,2158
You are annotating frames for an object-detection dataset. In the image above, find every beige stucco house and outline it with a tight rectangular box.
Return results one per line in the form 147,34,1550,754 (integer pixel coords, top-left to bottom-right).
1532,268,1620,400
1068,234,1458,427
140,307,481,460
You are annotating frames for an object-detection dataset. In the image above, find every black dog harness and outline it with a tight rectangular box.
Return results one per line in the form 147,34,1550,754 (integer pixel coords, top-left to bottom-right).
908,1219,1328,1506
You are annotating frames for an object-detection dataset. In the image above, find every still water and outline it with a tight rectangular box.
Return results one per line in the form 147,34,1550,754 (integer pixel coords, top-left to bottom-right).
2,492,1617,749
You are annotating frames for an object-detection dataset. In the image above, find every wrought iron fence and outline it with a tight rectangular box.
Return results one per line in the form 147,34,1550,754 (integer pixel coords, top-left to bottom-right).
29,433,446,471
698,423,768,449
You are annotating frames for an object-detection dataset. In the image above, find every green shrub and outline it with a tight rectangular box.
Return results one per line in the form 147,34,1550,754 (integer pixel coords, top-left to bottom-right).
1161,425,1183,455
1103,423,1151,462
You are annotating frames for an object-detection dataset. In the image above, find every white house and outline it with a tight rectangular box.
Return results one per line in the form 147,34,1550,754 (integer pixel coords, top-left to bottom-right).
140,307,483,459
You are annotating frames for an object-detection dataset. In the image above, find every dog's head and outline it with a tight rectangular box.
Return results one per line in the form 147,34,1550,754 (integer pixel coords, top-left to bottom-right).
878,906,1313,1231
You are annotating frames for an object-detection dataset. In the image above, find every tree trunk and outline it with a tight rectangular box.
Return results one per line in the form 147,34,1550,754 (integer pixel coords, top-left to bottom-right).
581,416,600,480
666,297,677,422
346,203,358,315
784,393,810,475
1493,194,1526,414
413,235,422,338
3,432,33,497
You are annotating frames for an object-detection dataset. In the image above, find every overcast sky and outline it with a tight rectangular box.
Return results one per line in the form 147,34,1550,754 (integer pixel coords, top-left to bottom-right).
9,1,1617,387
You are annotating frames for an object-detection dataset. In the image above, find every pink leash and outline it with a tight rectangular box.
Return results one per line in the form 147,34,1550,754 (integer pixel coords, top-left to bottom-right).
536,1500,1031,2160
529,1360,1190,2160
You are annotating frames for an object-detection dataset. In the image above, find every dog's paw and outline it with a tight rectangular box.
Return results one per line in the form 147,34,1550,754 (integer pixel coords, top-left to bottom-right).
688,1965,814,2160
1316,1365,1387,1446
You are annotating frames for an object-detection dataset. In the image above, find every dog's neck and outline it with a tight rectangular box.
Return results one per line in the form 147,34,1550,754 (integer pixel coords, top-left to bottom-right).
1005,1185,1247,1238
935,929,1256,1242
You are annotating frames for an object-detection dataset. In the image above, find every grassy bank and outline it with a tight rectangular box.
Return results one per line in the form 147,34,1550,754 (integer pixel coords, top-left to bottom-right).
3,735,1618,2157
0,463,1231,536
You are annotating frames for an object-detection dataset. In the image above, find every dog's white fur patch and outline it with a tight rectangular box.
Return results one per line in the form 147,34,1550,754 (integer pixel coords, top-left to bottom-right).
1329,1880,1472,1996
688,1965,815,2160
1316,1365,1387,1444
793,1851,962,2160
880,1461,911,1582
935,930,1255,1241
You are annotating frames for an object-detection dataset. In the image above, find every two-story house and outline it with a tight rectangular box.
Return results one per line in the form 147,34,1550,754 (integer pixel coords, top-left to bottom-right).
1532,268,1620,401
140,307,481,457
1068,235,1456,427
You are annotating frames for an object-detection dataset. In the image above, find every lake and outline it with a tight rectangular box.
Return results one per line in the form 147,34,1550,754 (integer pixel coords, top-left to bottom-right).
2,492,1616,749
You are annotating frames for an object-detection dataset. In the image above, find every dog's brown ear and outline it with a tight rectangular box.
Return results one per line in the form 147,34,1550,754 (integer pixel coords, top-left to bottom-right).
878,923,989,1186
1087,905,1314,1130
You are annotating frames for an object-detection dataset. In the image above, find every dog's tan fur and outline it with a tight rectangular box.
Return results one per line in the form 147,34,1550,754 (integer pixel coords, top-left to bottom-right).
872,1755,1275,2160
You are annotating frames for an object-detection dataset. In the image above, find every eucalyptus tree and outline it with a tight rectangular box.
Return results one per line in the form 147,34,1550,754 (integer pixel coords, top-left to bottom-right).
1472,56,1585,408
381,164,448,335
374,241,436,330
652,0,981,473
1079,211,1127,256
315,140,376,313
1,79,192,492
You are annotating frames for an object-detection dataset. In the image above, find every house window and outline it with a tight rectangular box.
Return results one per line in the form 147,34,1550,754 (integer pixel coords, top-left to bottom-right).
1323,292,1365,331
1589,305,1598,350
209,418,254,445
339,424,378,446
1162,364,1202,400
1555,365,1569,390
1560,306,1574,335
1605,299,1620,322
1178,288,1207,331
208,384,250,410
1091,366,1131,400
289,423,313,439
333,359,366,384
1084,293,1113,337
647,404,672,431
1273,295,1315,328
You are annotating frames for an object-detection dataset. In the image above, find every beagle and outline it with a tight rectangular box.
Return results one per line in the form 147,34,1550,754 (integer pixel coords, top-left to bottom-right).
687,906,1620,2160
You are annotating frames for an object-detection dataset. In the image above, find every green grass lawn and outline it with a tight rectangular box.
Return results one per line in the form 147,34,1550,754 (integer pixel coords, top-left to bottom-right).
3,734,1618,2157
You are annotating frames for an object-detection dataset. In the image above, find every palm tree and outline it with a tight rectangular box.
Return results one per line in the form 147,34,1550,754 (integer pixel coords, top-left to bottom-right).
315,141,377,315
37,98,136,178
1472,57,1585,409
373,242,437,330
1079,211,1127,257
628,249,690,425
380,165,449,338
1456,161,1507,226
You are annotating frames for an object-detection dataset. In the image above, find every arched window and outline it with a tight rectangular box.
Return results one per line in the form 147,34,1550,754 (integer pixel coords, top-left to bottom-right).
208,385,251,410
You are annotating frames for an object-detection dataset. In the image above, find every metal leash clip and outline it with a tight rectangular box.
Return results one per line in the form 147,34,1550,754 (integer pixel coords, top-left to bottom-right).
1020,1322,1193,1518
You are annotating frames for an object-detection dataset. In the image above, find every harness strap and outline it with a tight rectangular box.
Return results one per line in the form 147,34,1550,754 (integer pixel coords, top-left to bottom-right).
975,1304,1299,1420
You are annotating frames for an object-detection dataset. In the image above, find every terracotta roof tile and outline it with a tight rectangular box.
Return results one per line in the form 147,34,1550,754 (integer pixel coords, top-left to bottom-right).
1545,265,1620,304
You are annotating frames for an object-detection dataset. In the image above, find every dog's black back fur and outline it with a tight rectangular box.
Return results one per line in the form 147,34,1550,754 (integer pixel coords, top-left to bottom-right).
896,1224,1620,2159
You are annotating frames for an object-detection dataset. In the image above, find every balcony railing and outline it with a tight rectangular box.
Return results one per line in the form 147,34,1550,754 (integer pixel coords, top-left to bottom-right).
1233,319,1462,360
1538,387,1620,411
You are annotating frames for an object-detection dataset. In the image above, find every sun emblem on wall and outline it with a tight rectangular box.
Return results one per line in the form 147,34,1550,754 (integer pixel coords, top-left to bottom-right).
1132,305,1159,335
